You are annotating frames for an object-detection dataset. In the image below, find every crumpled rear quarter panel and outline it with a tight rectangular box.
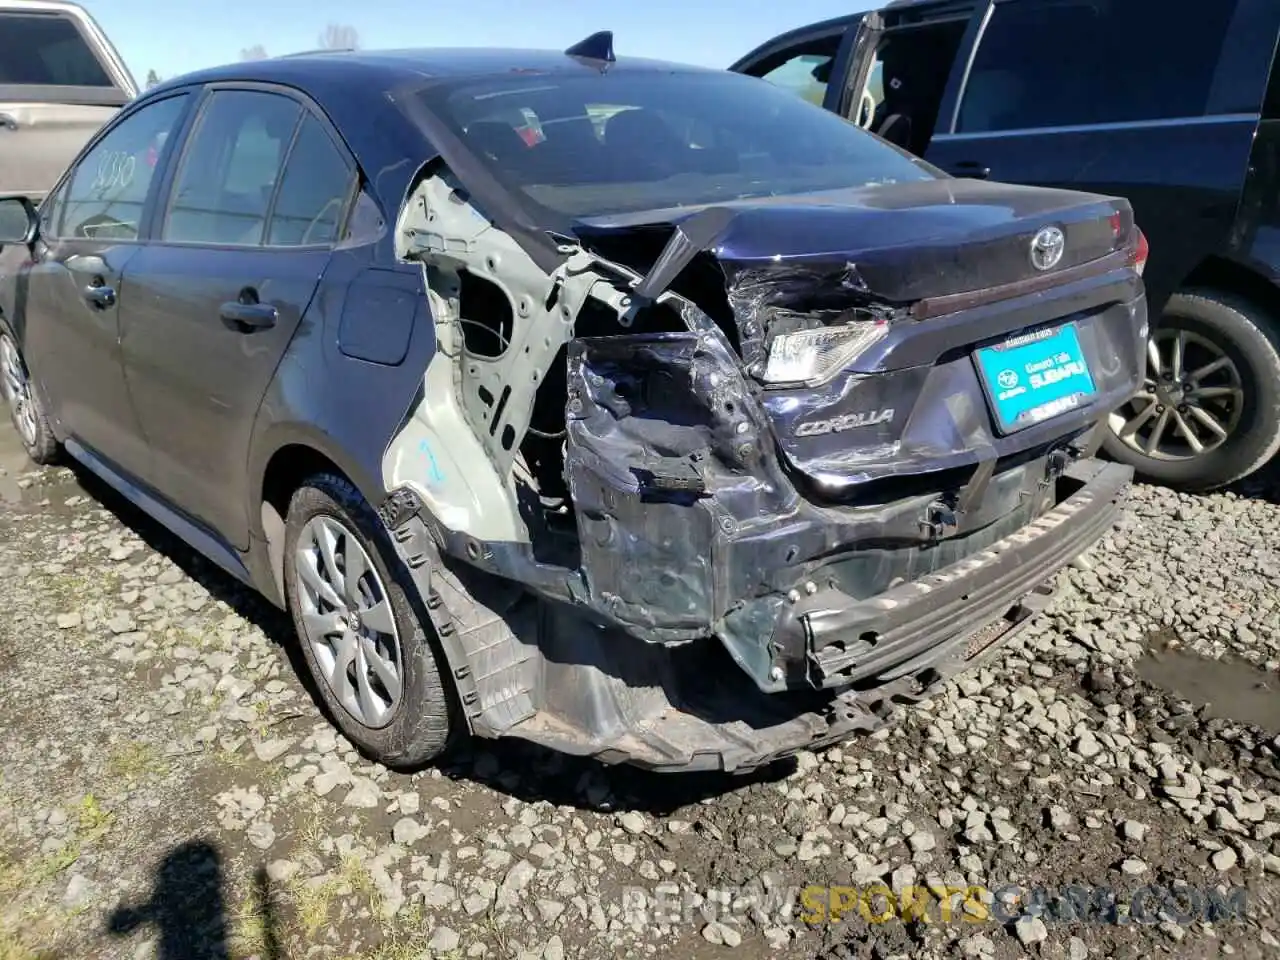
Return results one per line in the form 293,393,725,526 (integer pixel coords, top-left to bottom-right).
565,330,796,640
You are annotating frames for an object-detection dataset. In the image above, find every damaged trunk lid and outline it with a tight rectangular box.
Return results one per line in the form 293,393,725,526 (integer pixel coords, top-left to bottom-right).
578,177,1133,309
572,178,1144,498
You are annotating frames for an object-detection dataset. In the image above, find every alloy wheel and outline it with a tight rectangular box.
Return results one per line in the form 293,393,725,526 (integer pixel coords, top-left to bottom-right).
295,515,404,729
1108,328,1244,461
0,334,38,449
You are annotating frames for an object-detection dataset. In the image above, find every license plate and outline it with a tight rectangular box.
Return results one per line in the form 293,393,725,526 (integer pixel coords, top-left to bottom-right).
975,323,1097,434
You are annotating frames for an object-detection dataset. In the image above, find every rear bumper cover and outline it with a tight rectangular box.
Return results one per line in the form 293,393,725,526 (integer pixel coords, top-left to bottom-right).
501,457,1130,772
791,458,1131,688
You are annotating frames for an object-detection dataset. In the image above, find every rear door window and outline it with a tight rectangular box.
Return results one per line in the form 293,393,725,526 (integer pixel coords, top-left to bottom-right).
956,0,1242,133
265,114,355,246
163,90,302,246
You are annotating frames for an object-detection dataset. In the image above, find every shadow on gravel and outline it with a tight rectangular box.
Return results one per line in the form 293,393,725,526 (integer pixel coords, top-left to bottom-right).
63,462,796,813
62,464,322,701
1227,458,1280,504
66,465,292,636
442,739,798,816
106,840,254,960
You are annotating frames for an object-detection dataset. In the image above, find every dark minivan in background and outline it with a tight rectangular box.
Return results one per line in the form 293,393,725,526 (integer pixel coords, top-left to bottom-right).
734,0,1280,493
1,0,138,199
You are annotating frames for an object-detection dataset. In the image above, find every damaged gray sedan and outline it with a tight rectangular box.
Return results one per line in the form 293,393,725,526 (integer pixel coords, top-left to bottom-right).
0,35,1147,772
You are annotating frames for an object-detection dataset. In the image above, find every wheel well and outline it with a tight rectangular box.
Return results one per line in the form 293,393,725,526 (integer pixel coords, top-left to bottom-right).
1181,256,1280,330
259,444,352,605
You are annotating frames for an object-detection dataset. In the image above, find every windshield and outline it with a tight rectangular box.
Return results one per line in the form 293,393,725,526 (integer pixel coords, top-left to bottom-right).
412,68,936,219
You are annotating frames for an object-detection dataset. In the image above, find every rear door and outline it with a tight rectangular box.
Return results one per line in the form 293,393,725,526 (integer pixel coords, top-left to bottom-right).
923,0,1280,312
0,6,137,197
119,84,357,549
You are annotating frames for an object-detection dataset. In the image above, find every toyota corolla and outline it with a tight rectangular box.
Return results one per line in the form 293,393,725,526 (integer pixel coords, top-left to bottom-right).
0,33,1146,772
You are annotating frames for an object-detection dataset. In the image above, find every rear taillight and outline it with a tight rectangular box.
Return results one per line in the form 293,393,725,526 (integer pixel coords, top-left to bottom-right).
1110,213,1148,276
1131,227,1149,276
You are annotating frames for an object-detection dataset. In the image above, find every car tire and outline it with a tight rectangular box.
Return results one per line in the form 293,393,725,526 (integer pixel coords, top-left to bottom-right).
284,472,457,769
0,322,58,465
1101,288,1280,492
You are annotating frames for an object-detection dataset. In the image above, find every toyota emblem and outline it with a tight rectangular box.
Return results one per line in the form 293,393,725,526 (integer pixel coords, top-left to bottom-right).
1030,226,1066,271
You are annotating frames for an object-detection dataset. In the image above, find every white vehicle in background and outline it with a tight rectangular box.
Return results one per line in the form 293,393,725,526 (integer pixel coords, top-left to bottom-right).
1,0,137,199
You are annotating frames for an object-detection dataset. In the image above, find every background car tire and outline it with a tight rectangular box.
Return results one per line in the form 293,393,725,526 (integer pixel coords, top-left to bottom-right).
0,323,59,465
284,472,457,769
1101,289,1280,492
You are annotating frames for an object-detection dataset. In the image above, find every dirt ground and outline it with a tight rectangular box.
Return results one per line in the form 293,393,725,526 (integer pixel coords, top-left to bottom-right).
3,418,1280,960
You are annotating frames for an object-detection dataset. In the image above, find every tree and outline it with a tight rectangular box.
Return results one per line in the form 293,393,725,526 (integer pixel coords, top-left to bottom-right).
240,44,269,61
318,23,359,50
145,69,161,89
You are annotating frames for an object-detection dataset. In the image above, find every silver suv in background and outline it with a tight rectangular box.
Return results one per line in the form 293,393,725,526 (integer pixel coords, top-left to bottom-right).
1,0,137,198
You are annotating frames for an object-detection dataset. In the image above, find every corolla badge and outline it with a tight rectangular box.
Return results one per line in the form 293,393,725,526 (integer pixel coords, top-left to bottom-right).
795,408,895,437
1030,226,1066,271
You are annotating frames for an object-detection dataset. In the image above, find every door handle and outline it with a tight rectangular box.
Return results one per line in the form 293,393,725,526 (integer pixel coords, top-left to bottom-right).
82,284,116,309
950,161,991,180
220,300,277,331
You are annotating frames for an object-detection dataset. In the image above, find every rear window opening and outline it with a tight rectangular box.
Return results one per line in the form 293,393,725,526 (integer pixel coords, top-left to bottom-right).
0,12,115,88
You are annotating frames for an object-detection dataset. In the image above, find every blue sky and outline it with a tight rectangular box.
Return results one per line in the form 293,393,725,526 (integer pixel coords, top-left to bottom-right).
78,0,862,86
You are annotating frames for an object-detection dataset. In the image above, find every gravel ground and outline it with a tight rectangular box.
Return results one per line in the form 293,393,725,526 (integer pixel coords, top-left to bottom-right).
3,419,1280,960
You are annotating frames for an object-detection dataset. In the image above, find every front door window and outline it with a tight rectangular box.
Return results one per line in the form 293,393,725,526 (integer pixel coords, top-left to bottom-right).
52,94,188,240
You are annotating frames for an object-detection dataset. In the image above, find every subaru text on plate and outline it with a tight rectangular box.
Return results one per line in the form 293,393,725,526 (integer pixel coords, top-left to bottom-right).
0,34,1146,772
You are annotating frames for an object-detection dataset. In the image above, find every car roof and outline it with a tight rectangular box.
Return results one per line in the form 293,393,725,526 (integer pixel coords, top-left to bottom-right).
153,47,720,96
134,47,730,259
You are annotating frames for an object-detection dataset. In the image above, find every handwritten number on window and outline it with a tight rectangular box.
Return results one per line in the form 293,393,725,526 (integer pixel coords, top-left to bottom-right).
90,151,137,194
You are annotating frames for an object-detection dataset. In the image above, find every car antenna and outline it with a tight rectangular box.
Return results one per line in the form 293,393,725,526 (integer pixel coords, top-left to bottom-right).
565,30,615,72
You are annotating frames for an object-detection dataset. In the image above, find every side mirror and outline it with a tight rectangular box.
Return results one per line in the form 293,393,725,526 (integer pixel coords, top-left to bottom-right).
0,195,39,245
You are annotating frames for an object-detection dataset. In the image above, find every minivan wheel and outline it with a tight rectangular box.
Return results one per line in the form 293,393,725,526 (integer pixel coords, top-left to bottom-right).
0,326,58,464
1101,289,1280,492
284,473,456,769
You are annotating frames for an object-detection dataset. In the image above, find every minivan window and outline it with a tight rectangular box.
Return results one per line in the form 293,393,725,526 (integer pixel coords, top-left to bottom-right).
0,12,114,87
957,0,1241,134
753,35,844,108
1266,42,1280,120
411,69,935,220
56,94,188,241
164,90,301,246
266,114,354,246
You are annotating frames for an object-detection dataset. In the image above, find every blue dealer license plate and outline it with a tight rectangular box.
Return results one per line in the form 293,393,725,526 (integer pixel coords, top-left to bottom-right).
975,323,1097,434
